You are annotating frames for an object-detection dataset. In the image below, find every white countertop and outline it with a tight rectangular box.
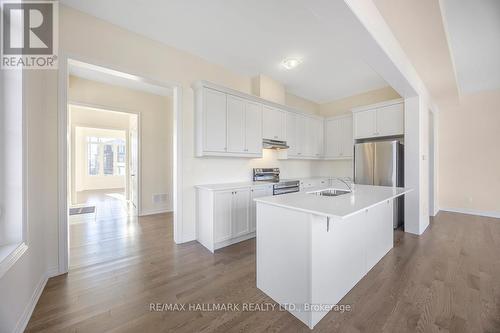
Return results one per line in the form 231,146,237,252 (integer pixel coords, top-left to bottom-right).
195,176,336,191
254,184,412,219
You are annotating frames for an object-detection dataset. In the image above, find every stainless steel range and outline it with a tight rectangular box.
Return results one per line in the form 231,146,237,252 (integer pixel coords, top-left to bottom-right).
253,168,300,196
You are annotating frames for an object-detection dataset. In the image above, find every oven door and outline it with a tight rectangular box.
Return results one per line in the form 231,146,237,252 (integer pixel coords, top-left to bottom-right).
273,186,299,196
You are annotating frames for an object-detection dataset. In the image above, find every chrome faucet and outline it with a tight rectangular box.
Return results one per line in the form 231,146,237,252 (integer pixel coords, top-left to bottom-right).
337,177,353,192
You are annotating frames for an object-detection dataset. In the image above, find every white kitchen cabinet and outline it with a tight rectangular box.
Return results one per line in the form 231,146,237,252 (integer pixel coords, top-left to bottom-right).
262,106,286,141
311,117,324,158
376,103,404,137
353,101,404,139
353,109,377,139
203,88,227,153
213,190,233,243
244,101,263,154
195,86,262,157
364,200,393,271
196,185,259,252
285,112,299,157
232,189,250,237
284,113,323,159
227,96,263,155
227,95,246,153
325,115,353,159
250,185,273,232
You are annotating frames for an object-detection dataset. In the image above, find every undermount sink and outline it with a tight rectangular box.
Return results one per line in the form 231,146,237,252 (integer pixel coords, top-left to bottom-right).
308,189,351,197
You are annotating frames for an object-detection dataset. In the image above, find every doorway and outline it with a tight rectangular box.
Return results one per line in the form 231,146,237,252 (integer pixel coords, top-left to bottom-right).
59,58,183,272
68,106,140,226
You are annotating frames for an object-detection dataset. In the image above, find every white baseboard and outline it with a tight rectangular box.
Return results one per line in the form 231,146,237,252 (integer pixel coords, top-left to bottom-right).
439,207,500,219
140,208,173,216
14,268,55,333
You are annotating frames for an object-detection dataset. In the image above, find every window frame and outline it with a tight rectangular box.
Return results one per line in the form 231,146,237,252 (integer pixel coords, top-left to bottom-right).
0,68,28,279
85,136,126,177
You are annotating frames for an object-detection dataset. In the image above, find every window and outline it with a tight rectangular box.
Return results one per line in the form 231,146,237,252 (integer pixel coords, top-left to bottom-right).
0,68,27,278
86,136,126,176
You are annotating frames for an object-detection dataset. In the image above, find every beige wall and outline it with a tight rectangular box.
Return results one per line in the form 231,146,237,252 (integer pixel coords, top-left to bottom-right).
285,93,320,115
252,74,286,104
438,91,500,214
69,76,172,215
319,86,401,117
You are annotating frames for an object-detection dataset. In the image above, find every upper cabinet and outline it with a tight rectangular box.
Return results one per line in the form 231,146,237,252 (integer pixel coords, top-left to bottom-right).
353,101,404,139
285,112,324,159
195,81,404,160
195,86,263,158
325,115,353,159
262,106,286,141
203,88,227,153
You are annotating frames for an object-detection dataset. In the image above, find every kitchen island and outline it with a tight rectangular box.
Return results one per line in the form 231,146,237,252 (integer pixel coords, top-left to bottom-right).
254,184,411,329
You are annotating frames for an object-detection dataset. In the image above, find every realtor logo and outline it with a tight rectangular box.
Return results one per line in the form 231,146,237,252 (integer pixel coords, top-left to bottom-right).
1,0,58,69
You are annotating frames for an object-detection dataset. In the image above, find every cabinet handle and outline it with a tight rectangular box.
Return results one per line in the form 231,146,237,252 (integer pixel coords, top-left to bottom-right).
327,217,331,232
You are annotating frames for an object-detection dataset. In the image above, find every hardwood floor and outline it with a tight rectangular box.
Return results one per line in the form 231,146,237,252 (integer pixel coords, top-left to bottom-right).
27,211,500,332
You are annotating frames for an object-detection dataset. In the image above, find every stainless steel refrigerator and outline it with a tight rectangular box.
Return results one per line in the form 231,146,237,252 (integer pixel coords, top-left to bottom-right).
354,140,404,228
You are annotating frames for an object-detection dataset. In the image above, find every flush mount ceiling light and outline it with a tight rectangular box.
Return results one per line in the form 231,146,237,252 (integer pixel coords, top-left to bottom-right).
281,57,302,70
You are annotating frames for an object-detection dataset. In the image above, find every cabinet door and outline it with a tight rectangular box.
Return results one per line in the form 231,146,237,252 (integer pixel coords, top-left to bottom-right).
232,189,250,237
354,109,377,139
314,118,324,158
286,112,298,157
296,114,307,157
262,106,286,141
250,186,273,232
244,101,263,155
341,116,353,158
204,89,227,152
214,191,233,243
227,95,246,153
365,200,393,271
325,119,341,158
376,103,404,137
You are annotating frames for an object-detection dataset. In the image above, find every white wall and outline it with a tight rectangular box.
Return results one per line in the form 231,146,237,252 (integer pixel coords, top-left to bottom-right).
68,76,172,215
0,70,58,333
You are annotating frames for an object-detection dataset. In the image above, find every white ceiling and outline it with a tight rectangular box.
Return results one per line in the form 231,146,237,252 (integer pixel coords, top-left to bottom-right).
441,0,500,94
69,60,172,97
60,0,389,103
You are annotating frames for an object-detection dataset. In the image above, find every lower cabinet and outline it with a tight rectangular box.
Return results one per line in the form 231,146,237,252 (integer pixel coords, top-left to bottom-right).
197,185,272,252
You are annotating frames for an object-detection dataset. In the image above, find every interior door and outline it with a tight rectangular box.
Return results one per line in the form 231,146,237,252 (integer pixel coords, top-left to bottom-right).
129,115,139,216
226,95,246,153
244,101,263,154
354,143,374,185
232,189,250,237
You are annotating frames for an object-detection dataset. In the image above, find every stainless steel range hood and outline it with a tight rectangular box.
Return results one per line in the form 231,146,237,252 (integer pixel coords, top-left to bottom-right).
262,139,289,150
